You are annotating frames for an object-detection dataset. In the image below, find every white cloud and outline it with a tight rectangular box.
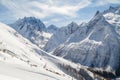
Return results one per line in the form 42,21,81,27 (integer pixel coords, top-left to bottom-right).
0,0,91,19
30,0,91,17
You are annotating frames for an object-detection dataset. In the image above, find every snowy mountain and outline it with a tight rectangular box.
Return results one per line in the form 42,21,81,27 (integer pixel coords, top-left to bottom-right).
44,22,79,52
47,24,59,34
0,6,120,80
10,17,52,48
51,6,120,72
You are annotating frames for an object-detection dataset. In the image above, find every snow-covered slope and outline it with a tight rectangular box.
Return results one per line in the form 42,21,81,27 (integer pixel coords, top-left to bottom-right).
10,17,52,48
44,22,79,52
0,22,75,80
52,6,120,71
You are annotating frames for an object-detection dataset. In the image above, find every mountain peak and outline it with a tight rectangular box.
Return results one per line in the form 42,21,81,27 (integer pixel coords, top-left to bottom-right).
68,21,78,26
47,24,58,34
103,6,119,14
95,10,100,16
10,17,51,48
47,24,57,29
12,16,47,32
19,17,42,23
109,5,120,10
109,6,115,10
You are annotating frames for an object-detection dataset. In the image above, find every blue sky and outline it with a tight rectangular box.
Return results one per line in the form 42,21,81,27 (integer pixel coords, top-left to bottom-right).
0,0,120,27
